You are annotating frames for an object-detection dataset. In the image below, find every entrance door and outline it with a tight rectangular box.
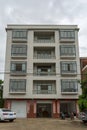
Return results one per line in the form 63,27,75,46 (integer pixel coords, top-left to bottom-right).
37,103,52,117
60,101,76,117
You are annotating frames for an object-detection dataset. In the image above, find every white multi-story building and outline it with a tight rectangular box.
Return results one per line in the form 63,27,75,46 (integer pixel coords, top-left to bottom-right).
4,25,81,118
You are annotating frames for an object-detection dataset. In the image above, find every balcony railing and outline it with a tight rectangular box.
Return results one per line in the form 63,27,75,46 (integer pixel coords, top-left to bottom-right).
34,72,56,76
33,90,56,94
34,55,55,59
34,39,55,43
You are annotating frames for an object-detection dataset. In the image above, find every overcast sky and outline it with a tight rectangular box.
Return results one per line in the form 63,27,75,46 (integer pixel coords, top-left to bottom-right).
0,0,87,80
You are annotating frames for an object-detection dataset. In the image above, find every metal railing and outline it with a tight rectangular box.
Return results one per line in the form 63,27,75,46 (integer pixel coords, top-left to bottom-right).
34,39,55,43
34,72,56,76
34,55,55,59
33,90,56,94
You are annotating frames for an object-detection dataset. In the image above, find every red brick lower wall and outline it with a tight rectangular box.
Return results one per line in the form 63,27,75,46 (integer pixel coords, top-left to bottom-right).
4,99,79,118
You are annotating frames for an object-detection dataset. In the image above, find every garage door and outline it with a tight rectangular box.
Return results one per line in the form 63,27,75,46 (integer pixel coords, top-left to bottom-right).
11,101,27,118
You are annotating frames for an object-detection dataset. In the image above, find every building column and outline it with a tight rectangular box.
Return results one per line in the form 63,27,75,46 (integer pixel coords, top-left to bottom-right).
33,100,36,117
27,100,30,118
52,100,58,118
4,100,11,109
28,99,36,118
75,100,79,117
57,100,60,117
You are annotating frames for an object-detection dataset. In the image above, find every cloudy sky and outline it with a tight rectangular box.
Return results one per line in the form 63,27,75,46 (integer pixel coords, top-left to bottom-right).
0,0,87,79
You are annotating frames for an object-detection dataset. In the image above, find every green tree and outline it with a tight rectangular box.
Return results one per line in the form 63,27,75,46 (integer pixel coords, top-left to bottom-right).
78,77,87,111
0,80,4,108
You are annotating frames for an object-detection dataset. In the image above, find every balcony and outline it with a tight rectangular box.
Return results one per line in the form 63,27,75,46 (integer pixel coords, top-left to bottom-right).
33,63,56,76
34,32,55,43
33,80,56,95
33,90,56,94
34,47,55,59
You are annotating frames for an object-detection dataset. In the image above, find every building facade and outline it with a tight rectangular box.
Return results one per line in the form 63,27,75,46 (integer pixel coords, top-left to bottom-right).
4,25,81,118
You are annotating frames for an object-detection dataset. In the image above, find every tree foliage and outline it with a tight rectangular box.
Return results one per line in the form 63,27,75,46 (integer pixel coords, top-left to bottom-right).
78,77,87,111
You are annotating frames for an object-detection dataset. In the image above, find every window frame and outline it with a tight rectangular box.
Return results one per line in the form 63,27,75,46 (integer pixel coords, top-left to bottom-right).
59,29,75,39
9,79,26,92
60,45,76,56
60,61,77,73
10,62,27,73
12,29,27,39
61,79,78,92
11,45,27,56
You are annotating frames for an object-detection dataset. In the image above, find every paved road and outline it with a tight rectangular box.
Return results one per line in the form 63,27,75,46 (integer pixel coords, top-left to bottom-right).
0,118,87,130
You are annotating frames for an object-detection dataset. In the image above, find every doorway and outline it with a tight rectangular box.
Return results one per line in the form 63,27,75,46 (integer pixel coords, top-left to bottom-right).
37,103,52,117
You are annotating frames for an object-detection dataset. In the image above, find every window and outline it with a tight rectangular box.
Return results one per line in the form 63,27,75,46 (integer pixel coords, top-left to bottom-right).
37,66,51,72
11,45,27,56
12,30,27,39
41,85,49,90
36,84,52,94
61,79,78,92
59,30,75,39
61,61,77,73
60,45,76,56
11,62,26,73
9,79,26,92
36,84,51,90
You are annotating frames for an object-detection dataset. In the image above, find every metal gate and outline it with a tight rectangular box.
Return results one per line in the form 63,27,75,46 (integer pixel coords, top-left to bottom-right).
37,103,52,117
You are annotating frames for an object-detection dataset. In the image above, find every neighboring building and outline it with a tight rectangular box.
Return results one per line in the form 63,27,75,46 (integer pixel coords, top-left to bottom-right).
4,25,81,118
80,57,87,80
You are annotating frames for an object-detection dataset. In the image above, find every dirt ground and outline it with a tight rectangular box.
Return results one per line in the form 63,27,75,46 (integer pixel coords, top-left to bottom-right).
0,118,87,130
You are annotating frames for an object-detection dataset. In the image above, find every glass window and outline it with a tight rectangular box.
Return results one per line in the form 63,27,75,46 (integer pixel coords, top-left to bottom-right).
11,62,26,72
60,45,76,56
59,30,75,39
61,79,78,92
9,79,26,92
12,30,27,39
11,45,27,56
61,61,77,73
